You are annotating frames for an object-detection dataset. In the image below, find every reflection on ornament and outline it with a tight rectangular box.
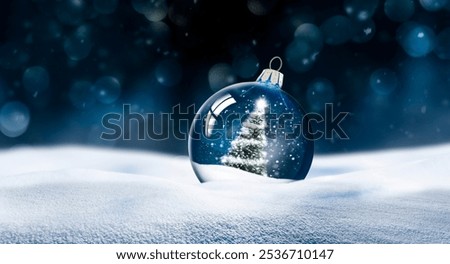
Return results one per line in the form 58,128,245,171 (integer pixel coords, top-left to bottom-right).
189,57,314,182
204,93,236,137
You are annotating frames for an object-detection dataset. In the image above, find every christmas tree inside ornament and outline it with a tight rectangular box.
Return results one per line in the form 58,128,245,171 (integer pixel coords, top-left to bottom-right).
189,57,314,182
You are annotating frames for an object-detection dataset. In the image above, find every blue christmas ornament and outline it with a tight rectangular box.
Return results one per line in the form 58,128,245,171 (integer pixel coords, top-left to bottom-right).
189,57,314,182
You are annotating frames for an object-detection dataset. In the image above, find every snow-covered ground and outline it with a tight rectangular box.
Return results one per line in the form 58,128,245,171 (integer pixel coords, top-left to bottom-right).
0,144,449,243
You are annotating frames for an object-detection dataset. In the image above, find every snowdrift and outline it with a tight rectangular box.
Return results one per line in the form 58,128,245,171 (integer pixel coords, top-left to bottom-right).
0,144,449,243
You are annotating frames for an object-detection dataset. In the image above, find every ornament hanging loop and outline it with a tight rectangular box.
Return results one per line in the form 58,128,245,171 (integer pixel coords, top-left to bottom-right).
269,56,283,71
256,56,284,88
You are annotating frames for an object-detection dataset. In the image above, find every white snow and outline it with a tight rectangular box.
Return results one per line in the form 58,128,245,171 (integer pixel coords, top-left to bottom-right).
0,144,450,243
192,162,291,183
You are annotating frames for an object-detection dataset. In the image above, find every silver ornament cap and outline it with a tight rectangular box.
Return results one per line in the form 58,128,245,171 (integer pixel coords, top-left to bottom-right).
256,56,284,88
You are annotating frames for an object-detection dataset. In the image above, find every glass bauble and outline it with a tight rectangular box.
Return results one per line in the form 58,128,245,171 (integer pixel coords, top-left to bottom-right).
189,62,314,182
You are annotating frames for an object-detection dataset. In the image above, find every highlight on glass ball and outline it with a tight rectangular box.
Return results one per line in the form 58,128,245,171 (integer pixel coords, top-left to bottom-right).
189,57,314,183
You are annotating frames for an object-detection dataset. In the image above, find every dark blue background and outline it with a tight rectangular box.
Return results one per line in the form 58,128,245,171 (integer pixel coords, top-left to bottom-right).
0,0,449,154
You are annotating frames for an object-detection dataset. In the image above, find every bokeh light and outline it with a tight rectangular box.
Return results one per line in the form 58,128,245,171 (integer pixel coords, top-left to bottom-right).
397,22,436,57
370,68,398,95
1,0,450,153
384,0,415,22
352,19,376,43
400,58,436,115
434,28,450,60
132,0,168,22
247,0,277,16
169,0,193,27
208,63,236,91
22,66,49,98
95,76,121,104
69,81,96,109
306,78,335,111
0,101,30,138
285,39,318,72
294,23,323,51
55,0,88,26
0,42,29,70
320,15,354,45
64,25,93,61
344,0,379,21
94,0,118,14
147,21,171,47
155,59,183,87
232,53,259,79
419,0,448,11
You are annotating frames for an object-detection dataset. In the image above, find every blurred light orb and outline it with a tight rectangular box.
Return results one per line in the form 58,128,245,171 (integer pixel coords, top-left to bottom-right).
22,66,49,97
294,23,323,51
320,15,354,45
247,0,276,16
94,0,118,14
95,76,121,104
0,79,6,104
55,0,87,25
155,59,182,87
208,63,236,91
397,22,436,57
434,28,450,60
47,20,63,39
132,0,167,22
147,21,171,44
0,42,29,70
149,21,170,35
399,57,436,114
370,68,398,95
69,81,96,109
64,27,93,61
306,78,335,111
232,53,259,79
419,0,448,11
0,101,30,138
169,0,192,27
285,40,317,72
384,0,415,22
344,0,379,21
283,6,315,35
352,19,376,43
